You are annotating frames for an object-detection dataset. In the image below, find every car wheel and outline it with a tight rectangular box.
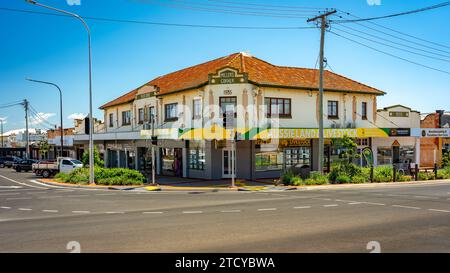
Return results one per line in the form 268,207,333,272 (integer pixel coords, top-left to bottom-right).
42,170,51,178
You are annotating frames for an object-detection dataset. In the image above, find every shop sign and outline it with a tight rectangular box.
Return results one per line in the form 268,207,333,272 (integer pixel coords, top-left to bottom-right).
209,67,248,85
411,128,450,138
256,139,311,147
388,128,411,137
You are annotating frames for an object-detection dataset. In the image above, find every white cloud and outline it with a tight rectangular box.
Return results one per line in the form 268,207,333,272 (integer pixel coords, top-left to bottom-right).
30,112,56,126
67,113,86,120
0,117,7,124
3,128,45,136
367,0,381,5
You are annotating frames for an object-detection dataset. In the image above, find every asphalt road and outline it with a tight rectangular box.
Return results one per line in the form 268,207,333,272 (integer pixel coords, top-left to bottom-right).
0,168,449,253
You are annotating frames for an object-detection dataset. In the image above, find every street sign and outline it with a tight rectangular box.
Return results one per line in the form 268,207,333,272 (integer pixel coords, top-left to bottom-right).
411,128,450,138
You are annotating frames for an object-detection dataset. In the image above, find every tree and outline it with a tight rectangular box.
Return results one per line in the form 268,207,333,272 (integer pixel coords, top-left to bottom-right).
82,148,104,167
38,140,49,160
333,135,360,165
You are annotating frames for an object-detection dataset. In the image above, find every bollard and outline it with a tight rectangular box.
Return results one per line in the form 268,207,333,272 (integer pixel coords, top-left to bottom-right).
434,163,438,180
415,164,419,181
370,166,374,183
393,165,397,182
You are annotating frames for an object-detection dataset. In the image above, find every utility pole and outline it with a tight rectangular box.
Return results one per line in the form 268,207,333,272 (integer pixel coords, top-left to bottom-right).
23,99,30,159
307,10,336,174
151,113,156,186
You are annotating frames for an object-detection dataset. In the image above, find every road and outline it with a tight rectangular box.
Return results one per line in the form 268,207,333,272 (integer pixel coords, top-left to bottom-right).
0,167,449,253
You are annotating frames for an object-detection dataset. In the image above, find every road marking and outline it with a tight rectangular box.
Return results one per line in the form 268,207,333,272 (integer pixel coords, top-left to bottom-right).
363,202,385,206
220,210,241,213
6,197,32,200
105,211,125,214
314,198,332,201
0,193,21,196
323,204,339,207
428,209,450,213
143,211,164,214
0,186,22,189
257,208,277,211
42,210,59,213
293,206,311,209
18,208,32,211
392,205,421,210
348,202,362,205
72,211,90,214
0,175,46,189
183,211,203,214
1,206,11,209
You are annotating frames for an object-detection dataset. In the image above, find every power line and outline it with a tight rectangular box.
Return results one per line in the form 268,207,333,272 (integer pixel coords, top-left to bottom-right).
332,27,450,62
207,0,326,10
335,9,450,52
332,2,450,23
329,31,450,75
0,7,314,30
134,0,316,19
333,24,450,59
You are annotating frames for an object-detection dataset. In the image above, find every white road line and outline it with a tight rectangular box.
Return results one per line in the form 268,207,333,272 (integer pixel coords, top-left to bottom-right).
72,211,90,214
6,197,32,200
348,202,362,205
142,211,164,214
182,211,203,214
0,186,22,189
18,208,32,211
0,193,21,196
293,206,311,209
323,204,339,207
220,210,241,213
0,175,46,189
363,202,385,206
105,211,125,214
42,210,59,213
428,209,450,213
392,205,421,210
1,206,11,209
257,208,277,211
38,196,63,199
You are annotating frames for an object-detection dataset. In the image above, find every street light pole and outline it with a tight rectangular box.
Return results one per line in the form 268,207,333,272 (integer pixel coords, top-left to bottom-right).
0,119,4,148
26,0,95,184
26,79,64,158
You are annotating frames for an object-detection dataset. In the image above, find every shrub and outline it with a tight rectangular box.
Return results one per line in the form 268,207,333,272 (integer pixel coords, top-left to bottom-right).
291,176,303,186
55,167,145,186
372,166,393,183
437,167,450,179
335,174,351,184
82,148,104,167
307,172,329,185
418,172,435,181
351,175,368,184
397,175,413,182
281,171,297,186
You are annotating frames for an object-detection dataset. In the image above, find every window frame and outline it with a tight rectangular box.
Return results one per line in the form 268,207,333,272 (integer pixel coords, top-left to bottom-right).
219,96,237,118
138,108,144,124
265,97,292,118
122,110,131,126
164,103,178,122
361,102,368,120
109,113,114,128
328,100,339,119
192,99,202,120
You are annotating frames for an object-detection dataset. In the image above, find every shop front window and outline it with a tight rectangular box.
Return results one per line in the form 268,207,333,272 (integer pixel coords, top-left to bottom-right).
189,148,205,170
399,146,415,164
255,150,283,171
377,147,393,165
285,147,310,168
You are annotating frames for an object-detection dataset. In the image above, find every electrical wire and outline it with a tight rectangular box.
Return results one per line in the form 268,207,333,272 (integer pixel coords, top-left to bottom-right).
0,7,314,30
207,0,326,10
332,2,450,23
329,31,450,75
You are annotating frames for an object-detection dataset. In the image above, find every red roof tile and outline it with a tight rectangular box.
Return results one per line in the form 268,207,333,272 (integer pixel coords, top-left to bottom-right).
101,52,384,109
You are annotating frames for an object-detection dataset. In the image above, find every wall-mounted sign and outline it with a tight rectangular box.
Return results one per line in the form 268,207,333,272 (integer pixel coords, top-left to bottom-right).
411,128,450,138
209,67,248,85
256,139,311,147
389,111,409,118
388,128,411,137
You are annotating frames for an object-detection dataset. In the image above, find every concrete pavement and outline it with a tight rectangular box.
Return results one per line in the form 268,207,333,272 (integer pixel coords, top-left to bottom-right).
0,168,449,252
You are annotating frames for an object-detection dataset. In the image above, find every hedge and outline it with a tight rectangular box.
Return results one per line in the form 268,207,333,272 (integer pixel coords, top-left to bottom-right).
55,167,146,186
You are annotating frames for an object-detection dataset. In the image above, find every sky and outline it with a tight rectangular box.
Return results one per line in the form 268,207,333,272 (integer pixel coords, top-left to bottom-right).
0,0,449,133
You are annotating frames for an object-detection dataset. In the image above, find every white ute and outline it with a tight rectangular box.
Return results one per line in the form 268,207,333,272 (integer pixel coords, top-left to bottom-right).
32,157,84,178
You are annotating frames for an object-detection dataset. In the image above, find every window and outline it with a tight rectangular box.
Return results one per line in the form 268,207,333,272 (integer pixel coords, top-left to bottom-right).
122,111,131,126
255,150,284,171
149,106,155,122
219,97,237,116
165,103,178,121
285,147,310,168
193,99,202,119
109,113,114,127
138,108,144,124
377,147,393,165
265,98,291,118
362,102,368,120
189,148,205,170
328,101,339,119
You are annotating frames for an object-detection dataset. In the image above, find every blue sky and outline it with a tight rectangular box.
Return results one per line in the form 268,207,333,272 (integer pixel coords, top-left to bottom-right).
0,0,449,132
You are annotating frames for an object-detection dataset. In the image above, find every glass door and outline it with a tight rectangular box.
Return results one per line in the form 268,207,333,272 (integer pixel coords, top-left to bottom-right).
222,148,235,178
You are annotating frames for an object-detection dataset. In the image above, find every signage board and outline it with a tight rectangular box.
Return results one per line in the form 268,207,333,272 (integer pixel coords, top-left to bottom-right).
388,128,411,137
411,128,450,138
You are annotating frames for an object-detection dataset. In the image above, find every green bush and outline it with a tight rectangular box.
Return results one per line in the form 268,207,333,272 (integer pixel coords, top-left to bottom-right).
55,167,145,186
351,175,368,184
307,172,329,185
291,176,303,186
437,167,450,179
418,172,435,181
281,171,296,185
335,174,351,184
372,166,393,183
397,174,413,182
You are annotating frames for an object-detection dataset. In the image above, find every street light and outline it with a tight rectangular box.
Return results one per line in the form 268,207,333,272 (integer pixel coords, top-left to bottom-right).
26,79,64,158
26,0,95,184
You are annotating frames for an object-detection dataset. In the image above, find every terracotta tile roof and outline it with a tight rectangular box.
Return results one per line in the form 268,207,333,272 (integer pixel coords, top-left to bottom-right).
101,52,384,109
100,88,138,109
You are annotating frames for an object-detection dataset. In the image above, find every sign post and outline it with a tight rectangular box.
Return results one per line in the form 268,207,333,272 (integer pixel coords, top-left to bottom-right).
225,109,236,188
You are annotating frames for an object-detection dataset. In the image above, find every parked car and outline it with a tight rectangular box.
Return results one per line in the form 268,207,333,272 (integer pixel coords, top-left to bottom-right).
13,159,39,173
32,157,83,178
0,156,22,168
